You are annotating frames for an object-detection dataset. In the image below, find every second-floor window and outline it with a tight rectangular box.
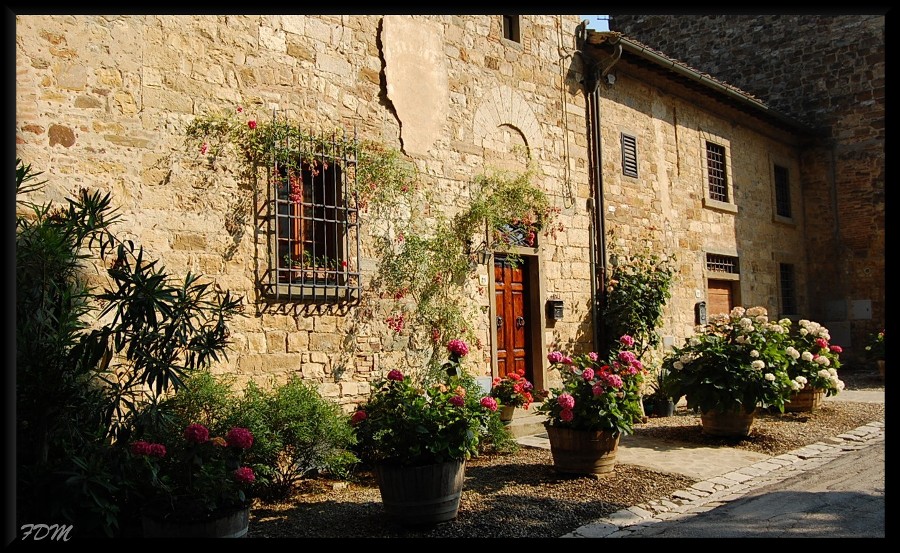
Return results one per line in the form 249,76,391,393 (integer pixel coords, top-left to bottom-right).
774,164,792,218
706,141,728,202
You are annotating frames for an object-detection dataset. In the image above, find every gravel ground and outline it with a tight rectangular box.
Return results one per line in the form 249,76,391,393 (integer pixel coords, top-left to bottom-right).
248,367,884,539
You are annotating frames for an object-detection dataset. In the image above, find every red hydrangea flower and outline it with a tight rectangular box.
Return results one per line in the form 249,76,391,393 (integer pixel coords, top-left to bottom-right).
233,466,255,484
130,440,152,456
183,423,210,444
225,427,254,449
387,369,404,381
449,395,465,407
480,396,498,411
148,443,167,458
350,410,367,425
547,351,564,363
447,339,469,357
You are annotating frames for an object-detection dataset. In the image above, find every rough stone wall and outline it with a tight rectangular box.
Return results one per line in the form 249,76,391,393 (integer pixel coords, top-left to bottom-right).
15,15,590,407
596,69,807,355
609,14,885,359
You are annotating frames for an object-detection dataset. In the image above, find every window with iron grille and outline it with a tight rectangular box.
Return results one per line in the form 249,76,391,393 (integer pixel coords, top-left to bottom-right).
774,164,791,218
706,253,739,274
263,125,361,303
706,141,728,202
621,133,638,178
502,15,520,42
779,263,797,315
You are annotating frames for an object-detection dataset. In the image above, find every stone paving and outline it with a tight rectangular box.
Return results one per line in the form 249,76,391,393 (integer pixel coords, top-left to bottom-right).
562,420,885,538
515,389,885,538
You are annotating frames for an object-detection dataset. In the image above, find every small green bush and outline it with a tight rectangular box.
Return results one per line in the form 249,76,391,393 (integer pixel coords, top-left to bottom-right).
235,376,358,498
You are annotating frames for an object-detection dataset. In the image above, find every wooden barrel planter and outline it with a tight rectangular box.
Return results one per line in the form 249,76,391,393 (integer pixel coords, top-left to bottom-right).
784,386,825,413
545,424,620,477
142,505,250,538
374,459,466,526
700,409,756,437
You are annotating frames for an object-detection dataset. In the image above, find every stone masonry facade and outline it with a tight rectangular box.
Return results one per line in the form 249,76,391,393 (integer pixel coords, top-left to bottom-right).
609,15,886,360
15,14,822,408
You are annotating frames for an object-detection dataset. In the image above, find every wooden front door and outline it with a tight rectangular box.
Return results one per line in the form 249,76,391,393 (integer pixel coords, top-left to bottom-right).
494,255,532,382
707,280,734,316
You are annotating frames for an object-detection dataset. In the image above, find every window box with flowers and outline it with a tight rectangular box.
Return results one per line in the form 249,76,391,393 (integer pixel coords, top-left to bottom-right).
537,335,645,476
128,423,256,538
349,340,498,526
662,306,795,437
490,369,538,422
781,318,845,412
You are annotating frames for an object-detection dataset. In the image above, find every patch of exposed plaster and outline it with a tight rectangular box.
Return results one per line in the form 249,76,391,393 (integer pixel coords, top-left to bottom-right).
381,16,448,156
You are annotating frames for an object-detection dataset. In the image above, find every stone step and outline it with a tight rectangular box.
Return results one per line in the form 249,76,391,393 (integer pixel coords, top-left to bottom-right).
501,404,548,438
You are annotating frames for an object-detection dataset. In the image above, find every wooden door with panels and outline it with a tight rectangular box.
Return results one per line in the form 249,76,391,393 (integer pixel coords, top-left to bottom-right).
494,255,533,384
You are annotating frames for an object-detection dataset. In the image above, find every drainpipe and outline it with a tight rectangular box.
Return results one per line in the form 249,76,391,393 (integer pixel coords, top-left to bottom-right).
577,24,622,354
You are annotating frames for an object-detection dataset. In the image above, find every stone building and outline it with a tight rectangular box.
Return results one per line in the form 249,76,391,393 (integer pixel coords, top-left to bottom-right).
609,14,886,361
15,15,825,408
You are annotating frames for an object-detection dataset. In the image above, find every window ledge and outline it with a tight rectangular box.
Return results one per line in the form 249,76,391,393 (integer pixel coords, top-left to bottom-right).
703,197,738,214
773,214,796,226
706,272,740,281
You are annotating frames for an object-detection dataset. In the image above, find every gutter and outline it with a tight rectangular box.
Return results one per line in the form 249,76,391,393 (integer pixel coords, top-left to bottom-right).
587,31,818,136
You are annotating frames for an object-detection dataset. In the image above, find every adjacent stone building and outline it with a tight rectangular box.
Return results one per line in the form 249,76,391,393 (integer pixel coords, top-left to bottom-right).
15,15,832,408
609,14,886,360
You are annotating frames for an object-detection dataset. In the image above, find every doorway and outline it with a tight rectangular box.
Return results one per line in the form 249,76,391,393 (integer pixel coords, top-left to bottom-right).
493,255,535,384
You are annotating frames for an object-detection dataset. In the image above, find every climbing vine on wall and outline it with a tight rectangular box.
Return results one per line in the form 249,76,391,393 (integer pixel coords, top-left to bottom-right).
185,106,561,370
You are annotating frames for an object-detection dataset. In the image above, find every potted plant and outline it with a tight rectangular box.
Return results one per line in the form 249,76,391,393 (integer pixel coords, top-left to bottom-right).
350,339,498,526
662,306,795,437
643,364,677,417
537,335,645,476
864,329,885,379
489,369,538,422
127,423,256,538
781,318,845,412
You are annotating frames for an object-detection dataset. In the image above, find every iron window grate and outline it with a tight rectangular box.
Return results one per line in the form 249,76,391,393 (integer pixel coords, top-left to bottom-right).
706,141,728,202
262,112,361,303
621,133,638,178
774,164,791,218
780,263,797,314
706,253,739,274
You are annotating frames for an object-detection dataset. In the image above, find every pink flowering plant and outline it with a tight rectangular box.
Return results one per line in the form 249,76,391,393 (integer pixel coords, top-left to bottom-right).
662,306,795,415
782,318,845,396
350,340,497,467
537,335,646,436
128,423,256,520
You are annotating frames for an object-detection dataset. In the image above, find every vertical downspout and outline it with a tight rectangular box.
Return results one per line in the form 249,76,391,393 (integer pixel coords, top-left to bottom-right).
577,25,607,354
588,81,606,353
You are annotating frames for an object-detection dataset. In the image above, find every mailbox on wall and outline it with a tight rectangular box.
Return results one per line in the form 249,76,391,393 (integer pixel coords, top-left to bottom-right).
695,301,707,325
547,299,564,321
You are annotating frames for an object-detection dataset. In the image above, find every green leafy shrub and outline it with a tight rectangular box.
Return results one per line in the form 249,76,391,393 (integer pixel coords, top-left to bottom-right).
16,158,242,536
235,377,358,498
